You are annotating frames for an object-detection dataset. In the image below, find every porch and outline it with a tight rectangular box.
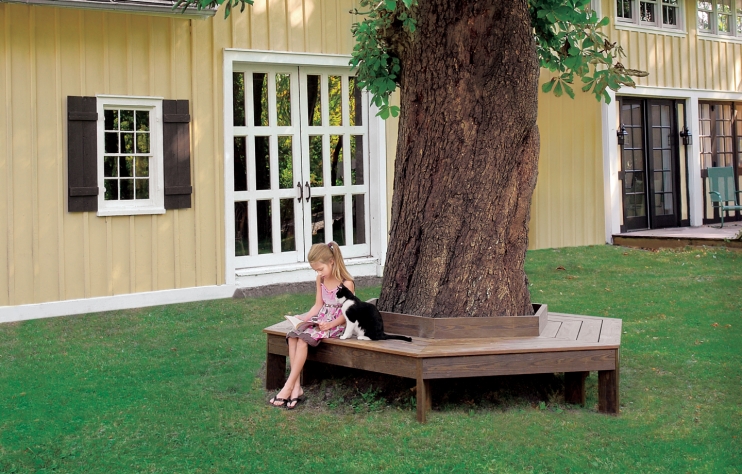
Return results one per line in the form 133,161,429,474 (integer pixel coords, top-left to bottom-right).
613,222,742,250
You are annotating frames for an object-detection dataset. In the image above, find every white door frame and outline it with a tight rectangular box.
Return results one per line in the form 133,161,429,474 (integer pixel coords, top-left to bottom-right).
223,50,388,287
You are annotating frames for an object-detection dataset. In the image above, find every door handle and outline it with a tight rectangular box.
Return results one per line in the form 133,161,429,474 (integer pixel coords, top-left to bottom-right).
296,181,303,202
305,181,311,202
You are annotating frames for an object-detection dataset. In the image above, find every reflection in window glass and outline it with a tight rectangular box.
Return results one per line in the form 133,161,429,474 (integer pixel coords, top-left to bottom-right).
280,198,296,252
640,1,656,22
233,72,246,127
330,135,344,186
257,199,272,254
235,201,249,256
352,194,366,245
329,75,343,126
276,73,292,126
234,137,247,192
662,0,678,26
348,77,363,126
253,73,269,126
309,136,324,187
350,135,364,185
332,195,345,246
311,197,325,244
617,0,632,18
255,136,271,191
278,136,293,189
307,75,322,126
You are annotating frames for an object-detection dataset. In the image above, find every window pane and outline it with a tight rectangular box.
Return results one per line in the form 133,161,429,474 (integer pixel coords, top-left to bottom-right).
135,179,149,199
136,111,149,131
640,2,656,22
332,195,345,246
280,198,296,252
255,136,271,191
307,75,322,126
253,73,269,126
136,132,149,154
276,73,292,127
104,110,117,130
330,135,344,186
350,135,364,185
121,133,134,154
233,72,246,127
719,13,732,32
120,179,134,200
104,156,117,177
105,132,118,153
234,137,247,192
309,135,323,186
120,110,134,131
348,77,363,126
352,194,366,245
256,199,272,254
328,75,342,126
104,179,118,201
235,201,249,256
120,156,134,178
617,0,632,18
278,136,293,189
662,0,678,25
135,157,149,177
311,197,325,244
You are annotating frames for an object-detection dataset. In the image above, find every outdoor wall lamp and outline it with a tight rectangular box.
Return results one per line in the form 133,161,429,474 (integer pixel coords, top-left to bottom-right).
617,124,628,146
679,126,692,146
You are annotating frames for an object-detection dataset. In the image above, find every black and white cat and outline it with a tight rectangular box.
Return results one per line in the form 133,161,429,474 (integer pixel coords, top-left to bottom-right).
335,285,412,342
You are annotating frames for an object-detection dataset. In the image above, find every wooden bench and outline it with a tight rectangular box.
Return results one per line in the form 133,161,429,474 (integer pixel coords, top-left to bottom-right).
264,307,622,422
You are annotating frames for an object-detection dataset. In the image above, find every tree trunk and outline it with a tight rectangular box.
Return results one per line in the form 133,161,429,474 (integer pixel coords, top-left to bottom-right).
378,0,540,318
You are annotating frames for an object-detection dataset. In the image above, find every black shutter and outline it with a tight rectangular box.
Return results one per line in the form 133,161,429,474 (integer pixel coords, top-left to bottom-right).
67,96,99,212
163,100,192,209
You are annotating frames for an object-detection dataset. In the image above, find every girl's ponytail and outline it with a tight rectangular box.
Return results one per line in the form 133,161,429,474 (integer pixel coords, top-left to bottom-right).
328,241,353,283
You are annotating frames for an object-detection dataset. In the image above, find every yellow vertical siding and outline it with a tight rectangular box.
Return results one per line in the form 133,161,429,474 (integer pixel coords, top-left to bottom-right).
1,1,360,306
529,75,605,250
606,0,742,93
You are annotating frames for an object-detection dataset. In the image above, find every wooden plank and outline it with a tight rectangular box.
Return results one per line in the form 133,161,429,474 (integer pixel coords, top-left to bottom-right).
422,350,616,379
599,318,623,345
381,311,435,338
598,368,619,415
576,319,602,343
555,320,582,341
305,343,418,379
539,321,561,339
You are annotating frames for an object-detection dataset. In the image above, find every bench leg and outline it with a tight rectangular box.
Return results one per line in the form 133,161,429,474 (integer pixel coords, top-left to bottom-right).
598,370,619,414
564,371,588,406
266,352,286,391
416,377,431,423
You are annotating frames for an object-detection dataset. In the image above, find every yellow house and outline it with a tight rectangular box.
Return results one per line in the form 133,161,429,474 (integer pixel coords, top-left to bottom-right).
1,0,741,322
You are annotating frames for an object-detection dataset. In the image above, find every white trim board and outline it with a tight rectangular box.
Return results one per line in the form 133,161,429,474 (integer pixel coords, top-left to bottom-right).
0,285,237,324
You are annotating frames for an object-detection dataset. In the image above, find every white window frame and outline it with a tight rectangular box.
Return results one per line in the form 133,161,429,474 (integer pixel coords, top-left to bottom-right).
697,0,742,37
96,95,165,217
616,0,685,31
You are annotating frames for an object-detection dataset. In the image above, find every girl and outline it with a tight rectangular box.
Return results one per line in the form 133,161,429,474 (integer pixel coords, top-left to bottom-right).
269,241,354,409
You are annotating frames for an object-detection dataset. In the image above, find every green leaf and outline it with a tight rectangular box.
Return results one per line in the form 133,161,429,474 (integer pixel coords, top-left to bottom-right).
542,79,556,93
553,81,563,98
384,0,396,11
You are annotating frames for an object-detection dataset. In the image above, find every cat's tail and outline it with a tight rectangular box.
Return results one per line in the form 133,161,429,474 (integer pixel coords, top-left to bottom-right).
383,334,412,342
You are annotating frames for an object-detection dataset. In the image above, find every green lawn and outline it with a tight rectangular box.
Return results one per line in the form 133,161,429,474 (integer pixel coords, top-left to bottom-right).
1,245,740,473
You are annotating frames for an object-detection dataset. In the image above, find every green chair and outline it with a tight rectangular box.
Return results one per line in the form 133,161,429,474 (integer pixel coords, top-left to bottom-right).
708,167,742,228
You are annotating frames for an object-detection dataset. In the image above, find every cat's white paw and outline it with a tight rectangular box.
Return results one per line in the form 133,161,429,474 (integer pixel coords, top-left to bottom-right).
357,336,371,341
339,335,349,340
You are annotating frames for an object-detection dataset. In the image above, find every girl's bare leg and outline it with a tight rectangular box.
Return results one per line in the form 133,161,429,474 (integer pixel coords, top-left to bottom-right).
270,338,307,406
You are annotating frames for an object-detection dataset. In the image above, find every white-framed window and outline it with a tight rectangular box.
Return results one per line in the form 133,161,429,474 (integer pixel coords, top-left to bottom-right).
96,96,165,216
697,0,742,36
617,0,683,30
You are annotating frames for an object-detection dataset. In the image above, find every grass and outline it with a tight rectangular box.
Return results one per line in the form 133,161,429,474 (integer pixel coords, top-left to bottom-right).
1,245,740,473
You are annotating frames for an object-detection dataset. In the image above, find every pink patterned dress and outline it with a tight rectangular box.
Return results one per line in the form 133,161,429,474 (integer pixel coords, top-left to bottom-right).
286,280,348,347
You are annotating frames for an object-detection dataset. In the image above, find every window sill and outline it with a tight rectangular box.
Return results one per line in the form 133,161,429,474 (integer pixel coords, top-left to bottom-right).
97,207,166,217
614,23,688,38
697,33,742,44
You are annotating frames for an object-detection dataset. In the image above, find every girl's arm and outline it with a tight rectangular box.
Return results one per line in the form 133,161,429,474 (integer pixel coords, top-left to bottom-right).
317,280,354,331
297,276,324,321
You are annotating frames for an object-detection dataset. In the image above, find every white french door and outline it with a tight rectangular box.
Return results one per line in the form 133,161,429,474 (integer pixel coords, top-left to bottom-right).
231,64,371,268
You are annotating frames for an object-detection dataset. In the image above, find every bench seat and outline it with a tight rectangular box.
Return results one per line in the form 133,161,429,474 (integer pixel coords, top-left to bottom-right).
264,312,622,422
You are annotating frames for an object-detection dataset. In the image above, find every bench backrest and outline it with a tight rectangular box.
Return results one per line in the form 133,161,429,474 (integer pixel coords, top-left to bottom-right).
708,167,739,204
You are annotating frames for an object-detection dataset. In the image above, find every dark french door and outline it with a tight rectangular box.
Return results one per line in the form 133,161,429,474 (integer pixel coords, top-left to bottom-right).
618,98,683,231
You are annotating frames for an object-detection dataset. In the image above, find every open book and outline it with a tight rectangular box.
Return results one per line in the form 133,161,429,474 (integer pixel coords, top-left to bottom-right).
284,315,317,332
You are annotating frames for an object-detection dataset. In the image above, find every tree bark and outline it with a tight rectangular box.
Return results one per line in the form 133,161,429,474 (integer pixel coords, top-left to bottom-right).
378,0,540,318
